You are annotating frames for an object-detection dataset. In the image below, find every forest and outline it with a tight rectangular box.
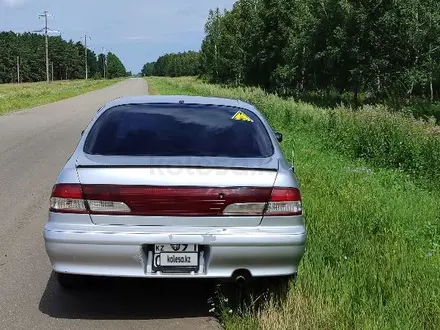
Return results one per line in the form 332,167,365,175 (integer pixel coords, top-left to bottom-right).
141,51,200,77
0,31,129,83
142,0,440,122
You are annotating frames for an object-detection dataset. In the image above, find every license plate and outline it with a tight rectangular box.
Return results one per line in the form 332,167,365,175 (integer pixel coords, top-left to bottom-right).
152,244,199,272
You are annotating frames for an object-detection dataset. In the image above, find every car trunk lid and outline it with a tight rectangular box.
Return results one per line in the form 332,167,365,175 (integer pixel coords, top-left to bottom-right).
75,154,279,226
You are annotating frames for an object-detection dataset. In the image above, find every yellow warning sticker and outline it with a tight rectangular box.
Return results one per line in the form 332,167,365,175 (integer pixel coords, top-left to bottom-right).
231,111,254,122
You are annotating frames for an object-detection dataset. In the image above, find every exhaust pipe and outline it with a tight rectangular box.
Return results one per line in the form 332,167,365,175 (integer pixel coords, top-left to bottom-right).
232,269,251,285
235,275,246,284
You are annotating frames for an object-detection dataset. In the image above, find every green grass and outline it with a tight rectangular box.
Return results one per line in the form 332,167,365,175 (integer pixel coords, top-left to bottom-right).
0,78,125,115
147,76,440,330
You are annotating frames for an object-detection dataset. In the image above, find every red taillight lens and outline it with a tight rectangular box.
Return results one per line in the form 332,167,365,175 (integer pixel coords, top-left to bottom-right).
51,184,83,199
269,188,302,202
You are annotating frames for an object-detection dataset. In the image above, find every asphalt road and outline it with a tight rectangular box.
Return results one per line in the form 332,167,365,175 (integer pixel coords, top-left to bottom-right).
0,78,221,330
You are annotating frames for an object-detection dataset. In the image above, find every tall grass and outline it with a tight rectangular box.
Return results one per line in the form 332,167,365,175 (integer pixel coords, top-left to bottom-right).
148,76,440,184
0,78,124,115
148,76,440,330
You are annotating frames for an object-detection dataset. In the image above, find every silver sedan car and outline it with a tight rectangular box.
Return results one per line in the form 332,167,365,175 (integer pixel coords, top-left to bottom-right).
43,95,306,290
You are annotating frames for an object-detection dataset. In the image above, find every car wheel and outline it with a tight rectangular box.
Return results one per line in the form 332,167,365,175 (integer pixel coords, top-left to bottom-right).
56,272,87,291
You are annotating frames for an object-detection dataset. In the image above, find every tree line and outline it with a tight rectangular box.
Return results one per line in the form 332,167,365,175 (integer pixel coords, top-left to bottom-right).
0,31,129,83
141,0,440,119
141,51,200,77
201,0,440,103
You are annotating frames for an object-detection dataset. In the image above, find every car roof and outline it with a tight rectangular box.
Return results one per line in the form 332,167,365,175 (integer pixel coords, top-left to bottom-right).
100,95,257,112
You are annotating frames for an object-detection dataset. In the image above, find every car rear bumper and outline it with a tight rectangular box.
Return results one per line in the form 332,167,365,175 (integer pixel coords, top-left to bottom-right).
43,223,306,279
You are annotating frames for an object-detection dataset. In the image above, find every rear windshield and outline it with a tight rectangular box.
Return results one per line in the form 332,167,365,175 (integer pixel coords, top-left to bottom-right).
83,103,274,157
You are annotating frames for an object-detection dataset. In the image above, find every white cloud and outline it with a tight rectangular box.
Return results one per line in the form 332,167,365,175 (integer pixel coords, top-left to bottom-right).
2,0,27,7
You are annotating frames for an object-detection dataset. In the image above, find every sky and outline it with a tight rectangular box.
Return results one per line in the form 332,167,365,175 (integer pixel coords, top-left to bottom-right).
0,0,236,73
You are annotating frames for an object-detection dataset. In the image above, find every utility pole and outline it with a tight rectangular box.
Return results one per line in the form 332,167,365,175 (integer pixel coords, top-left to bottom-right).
42,11,49,83
17,56,20,84
101,47,107,79
34,10,59,83
84,35,91,80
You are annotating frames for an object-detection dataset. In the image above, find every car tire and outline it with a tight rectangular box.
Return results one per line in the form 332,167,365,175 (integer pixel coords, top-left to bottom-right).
56,272,87,291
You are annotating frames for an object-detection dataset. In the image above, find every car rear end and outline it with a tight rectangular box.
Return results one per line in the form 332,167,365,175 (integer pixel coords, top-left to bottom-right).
44,97,306,281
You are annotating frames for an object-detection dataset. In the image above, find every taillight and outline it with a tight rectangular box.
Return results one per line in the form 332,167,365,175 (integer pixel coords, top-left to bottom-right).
223,187,302,216
265,187,302,216
50,184,88,213
49,184,302,216
50,184,131,214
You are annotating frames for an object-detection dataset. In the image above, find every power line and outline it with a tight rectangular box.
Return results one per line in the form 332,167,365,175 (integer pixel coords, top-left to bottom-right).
33,10,59,83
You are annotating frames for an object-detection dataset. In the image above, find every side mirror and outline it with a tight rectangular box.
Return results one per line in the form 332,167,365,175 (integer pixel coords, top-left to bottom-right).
274,131,283,143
